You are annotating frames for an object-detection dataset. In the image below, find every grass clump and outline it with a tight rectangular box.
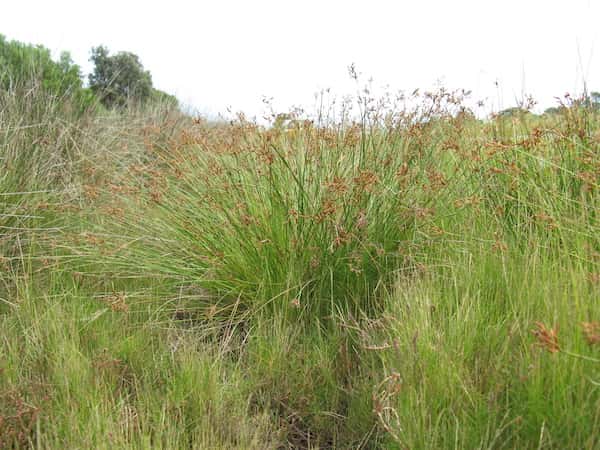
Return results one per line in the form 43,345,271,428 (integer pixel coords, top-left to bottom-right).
91,123,434,319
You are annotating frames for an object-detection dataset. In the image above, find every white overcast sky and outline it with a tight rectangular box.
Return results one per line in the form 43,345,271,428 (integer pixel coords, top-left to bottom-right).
1,1,599,119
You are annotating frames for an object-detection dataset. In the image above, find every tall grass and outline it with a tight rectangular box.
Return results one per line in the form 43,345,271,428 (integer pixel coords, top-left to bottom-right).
1,83,599,448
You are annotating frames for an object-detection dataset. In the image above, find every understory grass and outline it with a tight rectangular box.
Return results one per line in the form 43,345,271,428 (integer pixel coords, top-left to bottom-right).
1,84,599,448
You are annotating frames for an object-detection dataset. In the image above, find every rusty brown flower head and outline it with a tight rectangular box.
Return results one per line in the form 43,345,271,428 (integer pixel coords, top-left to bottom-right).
532,322,560,353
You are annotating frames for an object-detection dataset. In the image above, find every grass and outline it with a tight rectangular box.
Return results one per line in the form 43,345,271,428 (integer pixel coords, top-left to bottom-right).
0,83,599,449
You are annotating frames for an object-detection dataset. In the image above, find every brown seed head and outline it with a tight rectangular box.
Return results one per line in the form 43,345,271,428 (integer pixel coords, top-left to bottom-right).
581,322,600,346
531,322,560,353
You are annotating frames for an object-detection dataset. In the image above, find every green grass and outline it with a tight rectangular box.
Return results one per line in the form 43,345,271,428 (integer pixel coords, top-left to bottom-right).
1,85,599,448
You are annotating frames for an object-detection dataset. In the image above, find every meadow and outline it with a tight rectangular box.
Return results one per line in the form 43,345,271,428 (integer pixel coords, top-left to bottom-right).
0,81,599,449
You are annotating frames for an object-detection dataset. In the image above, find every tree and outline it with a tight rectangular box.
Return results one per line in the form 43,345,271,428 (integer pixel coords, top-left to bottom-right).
88,46,153,108
586,91,600,110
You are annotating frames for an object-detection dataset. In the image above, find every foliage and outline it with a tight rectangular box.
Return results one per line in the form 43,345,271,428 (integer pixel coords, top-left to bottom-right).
587,91,600,107
0,34,94,111
88,45,154,108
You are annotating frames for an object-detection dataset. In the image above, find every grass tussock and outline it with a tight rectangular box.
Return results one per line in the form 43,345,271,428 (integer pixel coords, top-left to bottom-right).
1,82,599,449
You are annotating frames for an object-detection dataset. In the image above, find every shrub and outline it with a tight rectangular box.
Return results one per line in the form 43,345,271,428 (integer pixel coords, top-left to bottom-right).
0,34,94,112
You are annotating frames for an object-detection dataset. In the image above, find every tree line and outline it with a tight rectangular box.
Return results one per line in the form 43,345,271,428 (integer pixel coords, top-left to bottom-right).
0,34,177,111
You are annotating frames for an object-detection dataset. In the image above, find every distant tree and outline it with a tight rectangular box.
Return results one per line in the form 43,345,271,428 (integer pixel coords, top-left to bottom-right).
585,91,600,110
88,46,153,108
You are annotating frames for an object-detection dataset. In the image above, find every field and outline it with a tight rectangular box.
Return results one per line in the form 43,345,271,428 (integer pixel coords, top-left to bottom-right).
1,84,599,449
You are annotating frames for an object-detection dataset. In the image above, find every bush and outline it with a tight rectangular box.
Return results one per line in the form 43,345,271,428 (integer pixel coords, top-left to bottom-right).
0,34,95,112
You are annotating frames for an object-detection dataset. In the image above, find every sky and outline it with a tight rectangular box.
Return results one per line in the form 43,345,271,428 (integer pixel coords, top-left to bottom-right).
2,0,599,120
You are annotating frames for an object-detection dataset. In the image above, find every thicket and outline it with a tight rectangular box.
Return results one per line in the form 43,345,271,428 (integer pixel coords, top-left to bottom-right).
0,34,95,112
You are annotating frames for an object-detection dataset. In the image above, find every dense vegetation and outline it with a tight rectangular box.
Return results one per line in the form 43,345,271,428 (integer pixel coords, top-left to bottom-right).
0,34,94,113
88,45,178,109
0,37,599,449
0,35,177,113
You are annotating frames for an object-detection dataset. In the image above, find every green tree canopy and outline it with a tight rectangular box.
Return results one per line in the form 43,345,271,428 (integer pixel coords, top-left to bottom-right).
89,46,154,108
587,91,600,109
